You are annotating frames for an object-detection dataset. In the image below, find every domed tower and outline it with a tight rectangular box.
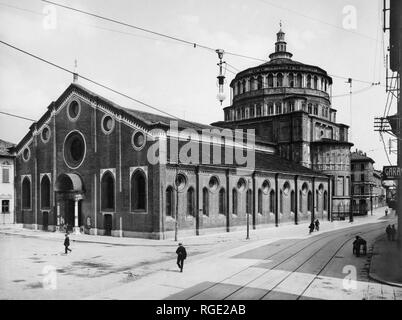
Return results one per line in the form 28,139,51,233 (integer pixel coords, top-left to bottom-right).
212,26,353,219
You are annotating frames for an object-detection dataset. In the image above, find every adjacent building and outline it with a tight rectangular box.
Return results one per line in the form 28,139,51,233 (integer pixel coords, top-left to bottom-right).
0,139,15,224
351,150,386,215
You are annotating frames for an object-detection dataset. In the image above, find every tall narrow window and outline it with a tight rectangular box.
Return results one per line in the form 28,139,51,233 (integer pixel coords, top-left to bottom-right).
307,75,312,88
246,189,252,214
313,76,318,89
296,73,302,87
277,73,283,87
40,175,51,209
258,189,263,214
166,187,174,217
131,170,146,211
280,190,283,213
307,191,313,212
257,75,263,90
22,177,31,209
268,74,273,88
291,190,295,213
101,172,115,211
2,168,9,183
289,74,294,87
269,190,275,213
232,188,238,215
187,187,195,217
203,187,209,216
324,191,328,211
219,188,226,214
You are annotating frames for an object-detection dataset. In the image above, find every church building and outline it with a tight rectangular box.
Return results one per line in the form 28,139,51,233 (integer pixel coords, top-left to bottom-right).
11,28,346,239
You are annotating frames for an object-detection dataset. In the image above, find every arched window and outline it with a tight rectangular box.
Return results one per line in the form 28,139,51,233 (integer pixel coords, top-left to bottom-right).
277,73,283,87
232,188,238,215
289,74,294,87
219,188,226,214
246,189,252,214
276,103,282,114
22,177,31,209
166,186,174,217
307,191,313,212
269,190,275,213
203,187,209,216
242,79,247,93
40,175,51,209
268,103,274,115
131,170,146,211
291,190,295,213
187,187,195,216
296,73,302,87
299,190,303,212
308,103,312,114
258,189,263,214
257,75,263,90
324,191,328,211
101,172,115,211
313,76,318,89
237,81,242,95
307,75,312,88
268,74,273,88
256,104,262,117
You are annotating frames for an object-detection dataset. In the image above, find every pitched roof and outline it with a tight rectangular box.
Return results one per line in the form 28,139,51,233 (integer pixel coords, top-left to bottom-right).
0,139,15,157
351,152,374,163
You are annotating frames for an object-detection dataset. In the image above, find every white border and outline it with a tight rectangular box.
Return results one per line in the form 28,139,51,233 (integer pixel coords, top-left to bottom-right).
101,113,115,135
40,125,51,144
66,99,81,122
132,129,147,151
63,130,87,170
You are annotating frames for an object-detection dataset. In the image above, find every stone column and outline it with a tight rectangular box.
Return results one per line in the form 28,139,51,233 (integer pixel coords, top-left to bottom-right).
74,199,80,234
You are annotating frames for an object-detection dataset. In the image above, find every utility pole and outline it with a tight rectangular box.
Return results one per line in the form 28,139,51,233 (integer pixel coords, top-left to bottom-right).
397,23,402,244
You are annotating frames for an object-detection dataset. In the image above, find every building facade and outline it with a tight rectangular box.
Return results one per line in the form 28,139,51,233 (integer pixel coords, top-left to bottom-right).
351,150,386,215
212,28,353,219
12,83,331,239
0,139,15,224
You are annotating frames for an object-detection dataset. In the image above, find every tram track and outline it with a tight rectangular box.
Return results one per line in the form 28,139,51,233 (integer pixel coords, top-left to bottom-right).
183,221,386,300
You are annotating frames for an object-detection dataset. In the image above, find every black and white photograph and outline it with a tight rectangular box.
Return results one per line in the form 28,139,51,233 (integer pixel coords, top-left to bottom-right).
0,0,401,309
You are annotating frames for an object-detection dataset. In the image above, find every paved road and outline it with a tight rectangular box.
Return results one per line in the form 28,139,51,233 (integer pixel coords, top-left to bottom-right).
1,214,401,300
161,221,402,300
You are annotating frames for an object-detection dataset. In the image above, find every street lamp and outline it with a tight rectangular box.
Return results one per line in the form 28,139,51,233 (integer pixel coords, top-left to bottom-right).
370,183,374,216
349,184,354,223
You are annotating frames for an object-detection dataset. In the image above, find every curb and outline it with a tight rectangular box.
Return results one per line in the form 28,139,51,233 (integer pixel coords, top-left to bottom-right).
368,235,402,288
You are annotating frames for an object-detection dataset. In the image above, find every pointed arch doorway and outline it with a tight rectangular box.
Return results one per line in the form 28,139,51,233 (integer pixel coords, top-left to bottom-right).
55,173,85,234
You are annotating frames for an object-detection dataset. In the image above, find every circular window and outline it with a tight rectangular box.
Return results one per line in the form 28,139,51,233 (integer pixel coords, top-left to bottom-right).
132,130,146,150
63,131,86,169
262,180,270,194
101,115,115,134
175,173,187,191
41,126,51,143
67,100,81,121
237,178,247,191
209,176,220,191
22,147,30,162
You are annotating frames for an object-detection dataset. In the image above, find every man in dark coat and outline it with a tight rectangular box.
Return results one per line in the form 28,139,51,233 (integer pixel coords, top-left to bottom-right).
176,243,187,272
386,225,392,241
309,222,315,234
314,219,320,231
64,233,72,254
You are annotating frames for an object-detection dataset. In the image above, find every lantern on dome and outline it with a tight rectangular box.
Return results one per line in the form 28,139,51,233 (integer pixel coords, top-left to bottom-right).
216,49,226,105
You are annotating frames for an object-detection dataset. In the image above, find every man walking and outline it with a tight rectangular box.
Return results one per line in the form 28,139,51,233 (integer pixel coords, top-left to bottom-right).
386,225,392,241
64,233,72,254
176,243,187,272
314,219,320,232
385,208,388,216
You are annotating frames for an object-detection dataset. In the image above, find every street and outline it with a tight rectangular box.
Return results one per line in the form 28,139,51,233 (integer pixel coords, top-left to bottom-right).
0,212,400,300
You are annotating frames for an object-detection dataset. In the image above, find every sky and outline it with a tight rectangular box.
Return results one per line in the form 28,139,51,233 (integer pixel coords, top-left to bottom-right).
0,0,397,170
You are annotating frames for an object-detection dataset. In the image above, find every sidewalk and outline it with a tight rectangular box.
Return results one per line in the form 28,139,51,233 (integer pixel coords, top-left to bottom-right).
369,232,402,288
0,206,392,248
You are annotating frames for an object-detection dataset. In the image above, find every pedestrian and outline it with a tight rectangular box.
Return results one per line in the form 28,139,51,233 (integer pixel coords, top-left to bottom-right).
314,219,320,232
391,225,397,241
176,243,187,272
64,233,72,254
386,225,392,241
353,236,360,256
385,208,388,216
309,222,315,234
